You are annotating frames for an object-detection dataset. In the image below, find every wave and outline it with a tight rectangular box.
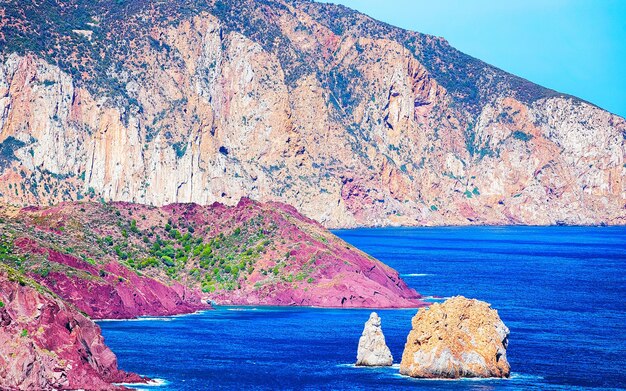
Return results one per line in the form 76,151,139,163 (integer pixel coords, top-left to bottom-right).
96,317,175,322
116,378,169,388
338,364,533,383
96,310,209,323
401,273,432,277
338,364,544,385
169,310,210,317
422,296,451,301
509,373,545,380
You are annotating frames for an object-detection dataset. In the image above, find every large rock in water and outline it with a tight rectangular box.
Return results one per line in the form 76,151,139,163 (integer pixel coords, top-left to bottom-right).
400,296,510,378
356,312,393,366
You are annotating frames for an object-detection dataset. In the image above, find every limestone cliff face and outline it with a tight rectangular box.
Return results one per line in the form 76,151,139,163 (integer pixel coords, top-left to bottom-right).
399,296,510,379
0,0,624,227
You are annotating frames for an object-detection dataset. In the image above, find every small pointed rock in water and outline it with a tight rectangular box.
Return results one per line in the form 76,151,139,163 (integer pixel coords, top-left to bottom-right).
399,296,510,379
356,312,393,366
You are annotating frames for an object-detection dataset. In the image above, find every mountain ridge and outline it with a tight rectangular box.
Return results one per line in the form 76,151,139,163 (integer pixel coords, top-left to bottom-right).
1,0,624,227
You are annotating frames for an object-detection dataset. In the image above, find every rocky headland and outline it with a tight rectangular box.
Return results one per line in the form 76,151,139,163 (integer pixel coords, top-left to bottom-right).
0,199,424,312
399,296,510,379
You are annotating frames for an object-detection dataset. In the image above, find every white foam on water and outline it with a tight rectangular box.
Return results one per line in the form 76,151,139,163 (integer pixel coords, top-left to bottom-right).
509,373,545,380
337,363,400,369
169,310,209,317
401,273,432,277
422,296,452,301
394,372,539,382
339,365,541,384
96,317,175,322
337,363,357,368
116,378,169,388
96,310,209,323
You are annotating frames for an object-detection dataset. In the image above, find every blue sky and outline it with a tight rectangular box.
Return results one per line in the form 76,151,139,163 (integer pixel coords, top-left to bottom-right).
318,0,626,118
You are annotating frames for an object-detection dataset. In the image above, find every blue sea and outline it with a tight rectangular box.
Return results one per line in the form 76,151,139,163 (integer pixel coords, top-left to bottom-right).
99,227,626,390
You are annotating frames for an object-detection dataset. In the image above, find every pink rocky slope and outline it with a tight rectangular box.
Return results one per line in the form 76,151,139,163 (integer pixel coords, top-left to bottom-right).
0,264,145,390
141,198,424,308
206,200,422,308
13,238,210,320
1,199,425,309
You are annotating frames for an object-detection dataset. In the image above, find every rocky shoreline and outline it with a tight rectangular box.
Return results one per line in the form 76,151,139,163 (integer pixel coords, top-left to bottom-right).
356,312,393,367
0,199,424,388
0,264,147,390
0,199,511,388
0,199,425,312
400,296,510,379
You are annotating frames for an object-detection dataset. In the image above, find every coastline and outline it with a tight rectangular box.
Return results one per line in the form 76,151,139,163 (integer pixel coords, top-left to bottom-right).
329,222,626,230
95,309,214,322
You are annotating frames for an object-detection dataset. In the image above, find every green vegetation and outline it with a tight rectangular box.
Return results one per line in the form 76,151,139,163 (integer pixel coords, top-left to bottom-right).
0,198,322,300
464,123,494,159
328,67,362,114
0,234,25,267
512,131,533,142
20,329,28,338
0,137,27,170
172,142,187,158
33,266,50,278
93,211,278,293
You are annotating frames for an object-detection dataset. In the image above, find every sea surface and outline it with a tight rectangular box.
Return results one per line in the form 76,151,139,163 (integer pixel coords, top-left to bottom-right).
99,226,626,390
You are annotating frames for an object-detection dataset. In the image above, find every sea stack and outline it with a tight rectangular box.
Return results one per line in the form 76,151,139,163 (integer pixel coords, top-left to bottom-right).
399,296,510,379
356,312,393,366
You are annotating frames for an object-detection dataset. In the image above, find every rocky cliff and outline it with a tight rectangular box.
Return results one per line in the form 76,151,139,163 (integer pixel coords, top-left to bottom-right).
0,264,144,390
0,199,423,309
0,0,624,227
399,296,510,379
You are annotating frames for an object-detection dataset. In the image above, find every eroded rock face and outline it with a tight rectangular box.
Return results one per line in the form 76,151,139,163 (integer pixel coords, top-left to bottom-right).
13,238,210,320
400,296,510,379
356,312,393,366
0,0,624,228
0,265,144,390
